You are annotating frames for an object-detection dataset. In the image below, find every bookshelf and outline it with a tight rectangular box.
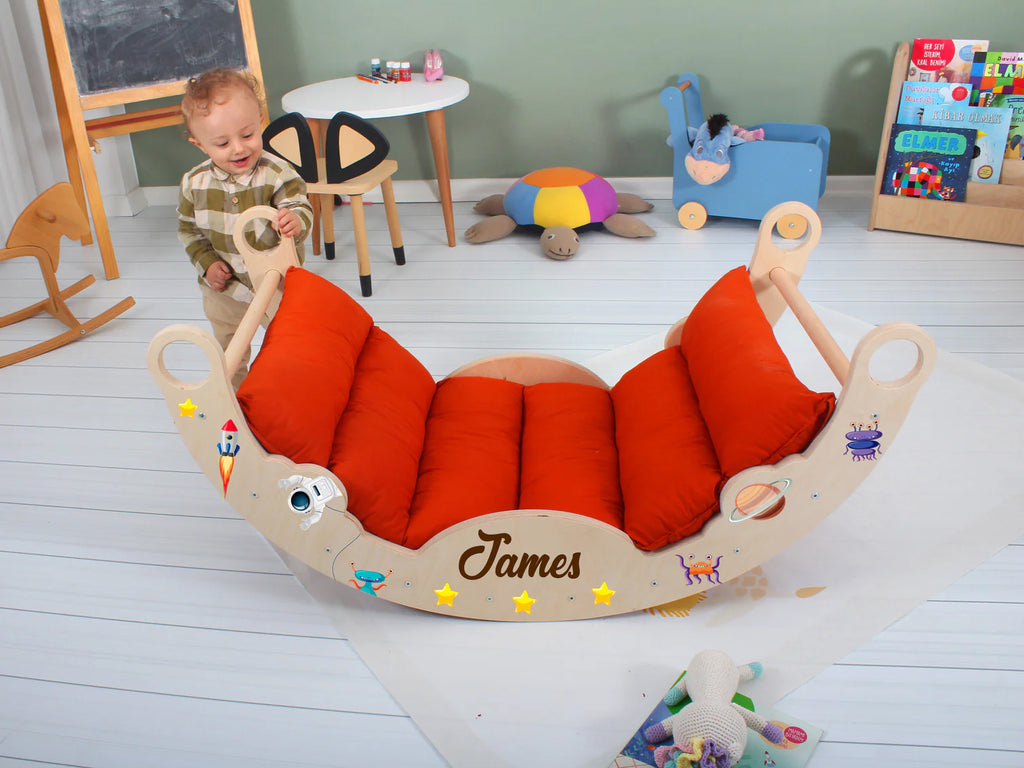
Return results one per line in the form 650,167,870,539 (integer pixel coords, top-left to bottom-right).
868,41,1024,246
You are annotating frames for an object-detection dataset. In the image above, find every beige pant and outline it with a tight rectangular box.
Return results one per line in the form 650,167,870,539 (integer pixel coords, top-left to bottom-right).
200,283,281,390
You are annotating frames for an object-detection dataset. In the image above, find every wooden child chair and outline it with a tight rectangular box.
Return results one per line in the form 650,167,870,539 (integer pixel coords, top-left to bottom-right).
1,183,134,368
263,111,406,297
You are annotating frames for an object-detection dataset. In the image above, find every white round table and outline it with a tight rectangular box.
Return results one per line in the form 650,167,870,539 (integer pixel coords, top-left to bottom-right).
282,74,470,247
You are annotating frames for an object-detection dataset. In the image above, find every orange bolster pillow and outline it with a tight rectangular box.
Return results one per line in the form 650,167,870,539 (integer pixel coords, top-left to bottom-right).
328,326,436,544
238,267,373,467
612,348,722,551
404,376,524,549
519,382,623,529
680,266,836,478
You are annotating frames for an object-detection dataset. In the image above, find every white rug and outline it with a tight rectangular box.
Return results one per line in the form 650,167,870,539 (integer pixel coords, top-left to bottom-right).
287,306,1024,768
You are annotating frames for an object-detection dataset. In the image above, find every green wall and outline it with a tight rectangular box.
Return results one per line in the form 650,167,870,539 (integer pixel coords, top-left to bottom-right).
132,0,1023,186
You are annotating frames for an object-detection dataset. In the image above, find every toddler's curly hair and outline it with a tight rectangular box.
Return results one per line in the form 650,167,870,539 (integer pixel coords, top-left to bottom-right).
181,69,262,135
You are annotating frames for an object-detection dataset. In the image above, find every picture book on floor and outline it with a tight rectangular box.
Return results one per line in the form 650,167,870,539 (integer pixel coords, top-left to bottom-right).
900,103,1012,182
970,50,1024,105
608,675,822,768
908,38,988,83
881,123,976,202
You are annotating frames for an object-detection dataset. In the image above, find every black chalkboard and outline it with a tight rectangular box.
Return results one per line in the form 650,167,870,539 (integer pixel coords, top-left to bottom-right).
58,0,249,97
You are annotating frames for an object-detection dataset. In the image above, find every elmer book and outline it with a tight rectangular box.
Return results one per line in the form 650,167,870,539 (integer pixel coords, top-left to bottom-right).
881,123,976,202
908,38,988,83
970,51,1024,105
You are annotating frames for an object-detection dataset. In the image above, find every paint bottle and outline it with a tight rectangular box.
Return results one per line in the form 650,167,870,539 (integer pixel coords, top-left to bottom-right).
401,61,411,82
370,58,382,78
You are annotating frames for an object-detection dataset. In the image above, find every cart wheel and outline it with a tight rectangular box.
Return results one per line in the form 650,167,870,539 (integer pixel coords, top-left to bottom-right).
777,213,808,239
678,202,707,230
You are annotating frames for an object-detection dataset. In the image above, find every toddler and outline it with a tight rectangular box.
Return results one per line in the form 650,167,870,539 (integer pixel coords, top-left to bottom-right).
177,68,312,388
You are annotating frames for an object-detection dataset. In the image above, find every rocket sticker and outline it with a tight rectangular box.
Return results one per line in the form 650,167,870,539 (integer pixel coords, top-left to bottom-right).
218,420,240,496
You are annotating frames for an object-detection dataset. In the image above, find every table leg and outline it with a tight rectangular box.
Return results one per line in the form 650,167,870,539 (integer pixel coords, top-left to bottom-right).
425,108,456,247
308,118,326,256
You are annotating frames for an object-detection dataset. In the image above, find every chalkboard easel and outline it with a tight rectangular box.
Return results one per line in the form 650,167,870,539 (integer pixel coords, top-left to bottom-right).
37,0,266,279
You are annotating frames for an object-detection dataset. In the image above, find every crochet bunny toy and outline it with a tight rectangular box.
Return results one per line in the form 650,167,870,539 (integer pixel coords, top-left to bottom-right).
643,649,783,768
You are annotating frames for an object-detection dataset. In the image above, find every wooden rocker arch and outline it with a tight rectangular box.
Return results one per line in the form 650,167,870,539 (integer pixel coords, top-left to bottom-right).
148,201,935,621
1,183,134,368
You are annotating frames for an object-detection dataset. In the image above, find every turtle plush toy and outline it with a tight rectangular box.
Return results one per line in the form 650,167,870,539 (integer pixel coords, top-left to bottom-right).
464,167,655,259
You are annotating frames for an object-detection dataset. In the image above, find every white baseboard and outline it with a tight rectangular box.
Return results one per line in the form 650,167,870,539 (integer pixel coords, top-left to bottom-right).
136,175,874,213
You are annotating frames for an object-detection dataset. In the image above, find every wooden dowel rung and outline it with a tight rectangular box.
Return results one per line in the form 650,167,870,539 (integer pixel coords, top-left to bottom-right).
224,270,282,378
769,267,850,385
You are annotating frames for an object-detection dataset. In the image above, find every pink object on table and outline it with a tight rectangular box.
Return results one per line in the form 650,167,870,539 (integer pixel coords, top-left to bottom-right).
424,49,444,81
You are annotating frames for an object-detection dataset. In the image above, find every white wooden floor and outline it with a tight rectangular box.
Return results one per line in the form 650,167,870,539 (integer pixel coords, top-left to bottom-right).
1,180,1022,767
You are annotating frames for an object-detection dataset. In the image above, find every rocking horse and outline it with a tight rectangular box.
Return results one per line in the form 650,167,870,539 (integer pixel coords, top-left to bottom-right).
1,183,134,367
148,201,935,622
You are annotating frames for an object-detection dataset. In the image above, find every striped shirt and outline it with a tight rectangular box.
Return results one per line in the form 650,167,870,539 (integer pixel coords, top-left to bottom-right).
177,151,313,303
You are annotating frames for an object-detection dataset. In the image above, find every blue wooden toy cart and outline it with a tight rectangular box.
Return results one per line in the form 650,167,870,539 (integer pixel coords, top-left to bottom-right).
661,73,830,236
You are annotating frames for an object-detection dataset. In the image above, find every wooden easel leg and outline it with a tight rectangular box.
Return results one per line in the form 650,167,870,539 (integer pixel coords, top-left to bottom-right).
39,0,91,246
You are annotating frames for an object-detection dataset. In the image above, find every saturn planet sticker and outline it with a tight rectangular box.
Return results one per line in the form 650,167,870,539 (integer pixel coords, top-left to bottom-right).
728,479,791,523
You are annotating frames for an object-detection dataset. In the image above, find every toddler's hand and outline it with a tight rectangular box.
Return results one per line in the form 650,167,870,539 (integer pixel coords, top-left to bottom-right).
275,208,302,239
205,260,232,292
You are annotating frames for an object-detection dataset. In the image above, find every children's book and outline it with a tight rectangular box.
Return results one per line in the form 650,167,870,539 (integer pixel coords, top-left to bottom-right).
881,123,976,202
987,93,1024,159
608,672,822,768
899,103,1012,183
896,80,971,124
908,38,988,83
970,51,1024,105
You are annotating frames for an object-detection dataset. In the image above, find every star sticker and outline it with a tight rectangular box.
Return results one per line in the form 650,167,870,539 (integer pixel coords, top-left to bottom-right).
512,590,536,614
592,581,616,605
178,398,198,418
434,583,459,607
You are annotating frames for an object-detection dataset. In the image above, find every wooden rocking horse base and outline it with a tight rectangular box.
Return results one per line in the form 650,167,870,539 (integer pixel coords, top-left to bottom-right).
1,183,134,368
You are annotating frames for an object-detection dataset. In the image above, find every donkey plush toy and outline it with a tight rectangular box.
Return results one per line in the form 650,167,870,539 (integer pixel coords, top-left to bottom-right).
684,114,765,185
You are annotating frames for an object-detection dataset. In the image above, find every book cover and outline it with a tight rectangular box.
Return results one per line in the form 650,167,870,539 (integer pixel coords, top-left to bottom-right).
881,123,976,202
900,103,1012,183
608,673,822,768
970,51,1024,105
988,93,1024,158
896,80,972,124
908,39,988,83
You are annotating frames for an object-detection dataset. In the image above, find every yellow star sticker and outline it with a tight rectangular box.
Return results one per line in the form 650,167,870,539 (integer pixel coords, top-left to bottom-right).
592,581,616,605
512,590,536,614
434,583,459,607
178,398,198,418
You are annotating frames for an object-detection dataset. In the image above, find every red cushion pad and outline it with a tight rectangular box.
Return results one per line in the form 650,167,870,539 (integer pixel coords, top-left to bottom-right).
611,348,722,551
238,267,372,467
328,326,436,544
519,382,623,529
680,267,836,478
404,376,524,549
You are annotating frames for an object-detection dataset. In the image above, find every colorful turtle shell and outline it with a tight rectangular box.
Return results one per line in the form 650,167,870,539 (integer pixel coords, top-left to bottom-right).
502,167,620,229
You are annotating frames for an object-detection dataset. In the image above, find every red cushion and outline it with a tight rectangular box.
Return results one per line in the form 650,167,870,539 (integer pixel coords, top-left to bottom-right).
238,267,372,467
404,377,524,549
680,267,836,478
612,348,721,551
328,327,436,543
519,382,623,528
